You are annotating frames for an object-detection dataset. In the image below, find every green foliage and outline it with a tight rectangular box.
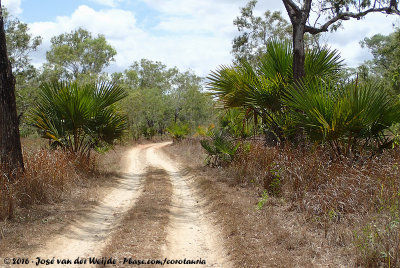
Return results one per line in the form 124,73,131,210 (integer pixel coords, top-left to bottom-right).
232,0,320,63
28,81,127,157
208,39,343,143
361,28,400,93
3,8,43,134
195,125,208,137
166,122,190,142
285,79,400,156
3,9,42,76
256,190,269,210
233,0,292,62
219,108,253,139
200,128,240,167
45,28,116,80
118,59,215,140
210,37,400,156
129,59,178,90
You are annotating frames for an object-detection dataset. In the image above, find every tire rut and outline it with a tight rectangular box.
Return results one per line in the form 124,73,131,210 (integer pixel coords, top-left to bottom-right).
26,142,231,268
146,143,231,268
100,167,172,267
28,144,151,265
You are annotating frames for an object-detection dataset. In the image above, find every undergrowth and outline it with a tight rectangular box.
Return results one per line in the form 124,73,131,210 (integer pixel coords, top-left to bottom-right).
0,149,96,220
226,141,400,267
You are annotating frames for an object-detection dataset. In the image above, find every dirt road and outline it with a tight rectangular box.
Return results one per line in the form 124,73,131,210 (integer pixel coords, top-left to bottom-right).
28,142,230,267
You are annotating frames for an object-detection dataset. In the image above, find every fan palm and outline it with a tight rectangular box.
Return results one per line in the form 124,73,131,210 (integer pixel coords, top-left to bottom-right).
28,81,128,157
207,39,343,142
285,79,400,156
200,128,240,167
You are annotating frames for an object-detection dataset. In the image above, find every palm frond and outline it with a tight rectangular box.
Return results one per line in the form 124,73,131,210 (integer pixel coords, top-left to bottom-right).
28,80,128,156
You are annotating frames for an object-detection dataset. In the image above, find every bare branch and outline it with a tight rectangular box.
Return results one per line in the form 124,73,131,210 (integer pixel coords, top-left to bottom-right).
282,0,301,14
305,6,400,34
302,0,312,13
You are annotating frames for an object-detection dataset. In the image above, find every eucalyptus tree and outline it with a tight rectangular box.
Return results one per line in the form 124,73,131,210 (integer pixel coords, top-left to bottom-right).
45,28,116,81
3,9,42,126
281,0,400,81
233,0,323,64
169,71,214,126
129,59,179,92
117,59,214,139
3,9,42,77
233,0,292,62
360,28,400,92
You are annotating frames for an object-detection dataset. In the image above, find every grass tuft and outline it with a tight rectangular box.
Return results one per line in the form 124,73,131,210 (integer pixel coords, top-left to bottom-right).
1,148,96,220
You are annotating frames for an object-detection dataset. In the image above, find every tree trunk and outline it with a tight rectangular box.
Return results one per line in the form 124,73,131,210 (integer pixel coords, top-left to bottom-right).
282,0,311,82
292,23,305,82
0,5,24,177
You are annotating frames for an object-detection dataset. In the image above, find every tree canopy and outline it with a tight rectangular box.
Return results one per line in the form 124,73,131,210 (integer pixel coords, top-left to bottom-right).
115,59,214,140
232,0,292,62
45,27,116,80
2,8,43,127
3,9,42,77
360,28,400,92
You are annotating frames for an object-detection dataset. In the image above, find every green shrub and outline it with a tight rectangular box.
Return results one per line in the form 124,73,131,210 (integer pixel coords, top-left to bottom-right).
166,122,190,142
219,108,253,139
285,80,400,157
200,128,239,167
208,39,343,144
256,190,269,210
28,81,127,157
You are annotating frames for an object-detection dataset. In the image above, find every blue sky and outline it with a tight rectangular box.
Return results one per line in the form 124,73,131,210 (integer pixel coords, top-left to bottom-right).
4,0,400,77
19,0,161,31
20,0,84,22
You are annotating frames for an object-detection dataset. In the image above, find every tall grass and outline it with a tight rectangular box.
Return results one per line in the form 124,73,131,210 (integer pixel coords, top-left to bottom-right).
1,149,95,220
227,141,400,267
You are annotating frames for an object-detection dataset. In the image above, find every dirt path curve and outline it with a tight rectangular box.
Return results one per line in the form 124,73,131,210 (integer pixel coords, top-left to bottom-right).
29,142,230,267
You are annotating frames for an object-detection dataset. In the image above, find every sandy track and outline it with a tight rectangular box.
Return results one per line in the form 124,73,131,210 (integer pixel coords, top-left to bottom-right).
28,142,229,267
28,144,150,264
146,143,230,267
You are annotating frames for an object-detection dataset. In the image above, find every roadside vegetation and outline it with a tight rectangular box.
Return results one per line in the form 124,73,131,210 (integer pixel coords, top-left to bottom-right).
0,7,214,222
191,2,400,266
2,0,400,267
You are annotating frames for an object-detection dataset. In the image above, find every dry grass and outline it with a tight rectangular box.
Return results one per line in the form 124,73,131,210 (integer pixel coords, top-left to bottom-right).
230,142,400,267
0,139,128,257
164,138,206,169
100,167,172,267
0,147,100,220
0,140,129,220
165,138,400,267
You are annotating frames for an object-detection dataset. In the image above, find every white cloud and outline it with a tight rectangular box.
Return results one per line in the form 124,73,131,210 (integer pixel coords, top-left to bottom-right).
326,13,399,66
28,4,233,77
26,0,400,78
3,0,22,15
87,0,123,8
141,0,246,15
145,0,247,40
